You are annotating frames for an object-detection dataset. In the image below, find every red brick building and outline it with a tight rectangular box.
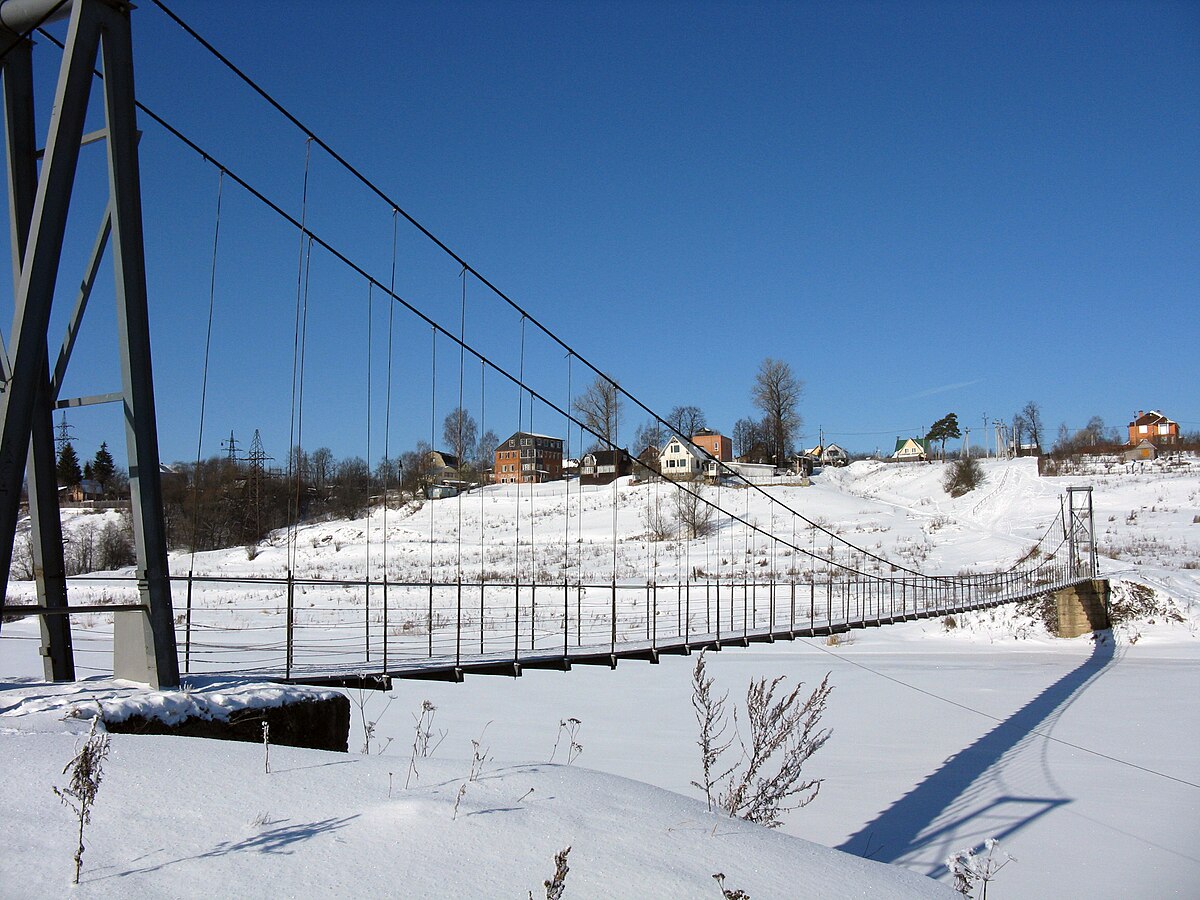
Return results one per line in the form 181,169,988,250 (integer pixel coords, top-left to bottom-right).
1127,410,1179,447
494,432,564,484
689,428,732,462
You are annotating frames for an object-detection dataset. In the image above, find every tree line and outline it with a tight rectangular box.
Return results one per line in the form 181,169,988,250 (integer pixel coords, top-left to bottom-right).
585,357,805,468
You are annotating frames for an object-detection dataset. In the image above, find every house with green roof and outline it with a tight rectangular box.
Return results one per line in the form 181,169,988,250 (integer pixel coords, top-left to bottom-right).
892,437,932,462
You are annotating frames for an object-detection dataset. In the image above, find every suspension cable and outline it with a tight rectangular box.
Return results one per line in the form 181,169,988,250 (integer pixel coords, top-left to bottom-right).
29,22,1044,585
184,166,224,672
137,0,938,575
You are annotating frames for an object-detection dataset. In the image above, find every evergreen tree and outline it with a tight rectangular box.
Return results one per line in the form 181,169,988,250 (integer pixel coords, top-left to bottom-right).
91,442,116,491
926,413,962,460
57,443,82,487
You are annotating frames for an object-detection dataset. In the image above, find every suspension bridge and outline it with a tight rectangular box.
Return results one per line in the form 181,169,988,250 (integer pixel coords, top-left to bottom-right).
0,0,1105,692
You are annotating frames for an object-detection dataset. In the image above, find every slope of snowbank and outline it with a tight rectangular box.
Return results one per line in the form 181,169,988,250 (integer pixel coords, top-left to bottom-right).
0,687,952,898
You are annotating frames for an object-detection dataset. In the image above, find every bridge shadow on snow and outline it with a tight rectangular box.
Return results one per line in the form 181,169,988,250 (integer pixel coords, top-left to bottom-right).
837,635,1115,875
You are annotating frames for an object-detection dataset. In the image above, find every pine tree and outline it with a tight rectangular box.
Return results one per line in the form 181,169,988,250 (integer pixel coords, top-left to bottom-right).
91,442,116,493
926,413,962,460
57,443,82,487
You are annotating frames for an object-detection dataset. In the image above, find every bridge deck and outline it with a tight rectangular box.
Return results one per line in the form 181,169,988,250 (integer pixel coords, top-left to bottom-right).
246,579,1082,690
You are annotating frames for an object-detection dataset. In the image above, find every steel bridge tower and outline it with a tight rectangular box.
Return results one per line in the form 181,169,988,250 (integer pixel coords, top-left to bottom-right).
1066,486,1097,581
0,0,178,686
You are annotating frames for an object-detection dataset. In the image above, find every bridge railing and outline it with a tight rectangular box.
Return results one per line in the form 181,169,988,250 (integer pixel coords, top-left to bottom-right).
11,525,1086,681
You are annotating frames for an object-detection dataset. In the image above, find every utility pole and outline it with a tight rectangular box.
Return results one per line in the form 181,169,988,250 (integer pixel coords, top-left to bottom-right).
963,427,970,459
982,414,988,458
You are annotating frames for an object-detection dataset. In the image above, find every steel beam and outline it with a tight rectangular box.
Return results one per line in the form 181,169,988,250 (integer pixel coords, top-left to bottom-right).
0,0,178,687
99,0,178,686
2,35,72,679
0,0,99,625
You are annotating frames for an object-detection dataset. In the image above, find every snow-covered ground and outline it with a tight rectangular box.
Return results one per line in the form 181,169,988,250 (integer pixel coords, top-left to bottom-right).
2,456,1198,896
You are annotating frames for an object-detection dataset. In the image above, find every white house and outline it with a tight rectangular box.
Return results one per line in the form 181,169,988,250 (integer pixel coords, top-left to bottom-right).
804,443,850,467
659,436,707,479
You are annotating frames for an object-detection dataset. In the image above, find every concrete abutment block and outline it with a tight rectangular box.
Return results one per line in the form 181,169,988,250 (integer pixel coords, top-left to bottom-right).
1054,579,1111,638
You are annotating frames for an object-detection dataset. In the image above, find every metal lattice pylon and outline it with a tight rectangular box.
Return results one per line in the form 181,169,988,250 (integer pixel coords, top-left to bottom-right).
0,0,178,686
1066,486,1097,580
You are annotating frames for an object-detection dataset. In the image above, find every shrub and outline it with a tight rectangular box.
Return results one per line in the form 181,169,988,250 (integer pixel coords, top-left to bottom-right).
690,652,832,828
944,456,985,497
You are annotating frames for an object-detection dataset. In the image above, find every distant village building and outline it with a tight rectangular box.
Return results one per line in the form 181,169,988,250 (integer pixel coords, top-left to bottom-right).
710,459,775,481
579,449,633,486
1123,439,1159,463
633,445,662,480
1127,410,1179,447
493,432,564,484
689,429,732,462
659,436,707,479
892,437,931,462
425,450,460,484
804,442,849,467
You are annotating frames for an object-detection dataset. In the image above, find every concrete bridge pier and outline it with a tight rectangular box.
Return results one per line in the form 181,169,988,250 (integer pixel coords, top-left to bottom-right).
1054,579,1111,637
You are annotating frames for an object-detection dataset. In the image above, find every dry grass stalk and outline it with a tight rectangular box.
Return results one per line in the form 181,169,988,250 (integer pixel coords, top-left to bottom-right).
691,652,833,828
53,718,111,884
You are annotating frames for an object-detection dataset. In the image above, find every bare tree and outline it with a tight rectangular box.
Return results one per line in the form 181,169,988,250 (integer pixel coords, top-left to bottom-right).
667,405,707,438
751,358,803,466
633,418,668,454
732,416,769,462
310,447,334,488
641,490,675,541
573,375,622,448
399,441,436,499
1020,401,1043,451
1010,413,1027,454
475,428,500,466
441,407,478,469
674,481,715,539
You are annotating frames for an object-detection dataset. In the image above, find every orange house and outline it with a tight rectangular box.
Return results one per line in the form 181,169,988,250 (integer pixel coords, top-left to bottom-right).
1127,410,1179,447
689,428,732,462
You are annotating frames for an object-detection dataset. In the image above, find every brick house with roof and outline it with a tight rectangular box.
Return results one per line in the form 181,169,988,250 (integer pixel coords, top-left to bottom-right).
493,432,564,484
1127,410,1179,447
689,428,732,462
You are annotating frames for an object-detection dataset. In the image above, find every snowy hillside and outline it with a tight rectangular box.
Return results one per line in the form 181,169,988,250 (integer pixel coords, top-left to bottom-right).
2,456,1198,897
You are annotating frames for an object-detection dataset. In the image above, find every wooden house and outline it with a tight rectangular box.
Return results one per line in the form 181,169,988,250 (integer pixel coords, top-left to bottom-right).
659,436,707,479
579,449,633,486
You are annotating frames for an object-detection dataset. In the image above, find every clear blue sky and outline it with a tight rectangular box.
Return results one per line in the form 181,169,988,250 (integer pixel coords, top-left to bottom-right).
15,0,1199,466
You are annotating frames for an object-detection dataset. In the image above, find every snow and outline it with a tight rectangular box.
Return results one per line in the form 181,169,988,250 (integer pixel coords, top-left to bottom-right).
1,683,950,898
2,456,1199,896
1,676,341,727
